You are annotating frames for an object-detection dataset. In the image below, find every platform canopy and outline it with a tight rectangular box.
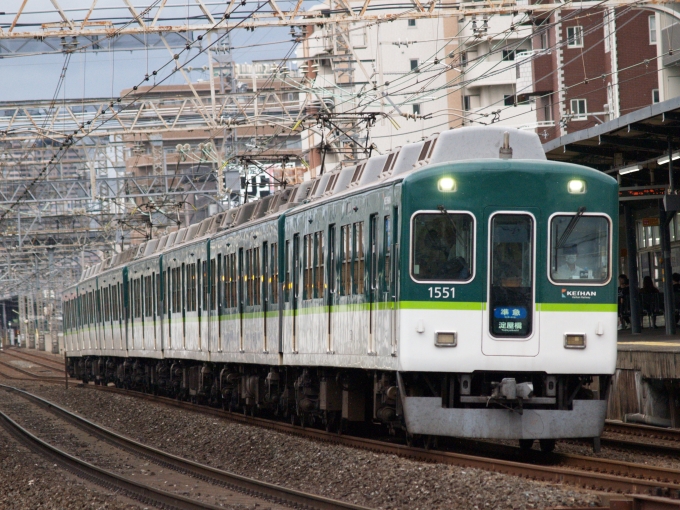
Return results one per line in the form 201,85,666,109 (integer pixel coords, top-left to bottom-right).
544,96,680,192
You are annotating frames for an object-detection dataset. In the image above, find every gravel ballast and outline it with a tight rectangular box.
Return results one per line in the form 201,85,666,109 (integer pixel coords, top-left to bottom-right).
0,423,139,510
2,379,606,510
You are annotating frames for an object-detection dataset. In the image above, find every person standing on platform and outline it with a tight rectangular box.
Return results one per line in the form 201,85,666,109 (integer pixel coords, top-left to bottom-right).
618,274,630,330
640,275,660,329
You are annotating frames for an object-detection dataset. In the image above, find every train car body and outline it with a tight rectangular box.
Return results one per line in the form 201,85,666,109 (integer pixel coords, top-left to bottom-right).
63,126,618,445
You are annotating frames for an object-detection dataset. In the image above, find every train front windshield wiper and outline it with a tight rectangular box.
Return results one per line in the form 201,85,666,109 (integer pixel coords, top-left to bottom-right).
555,206,586,250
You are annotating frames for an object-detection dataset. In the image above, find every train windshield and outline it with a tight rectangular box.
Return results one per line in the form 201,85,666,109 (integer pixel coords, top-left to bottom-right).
490,214,533,337
550,215,610,283
411,212,474,281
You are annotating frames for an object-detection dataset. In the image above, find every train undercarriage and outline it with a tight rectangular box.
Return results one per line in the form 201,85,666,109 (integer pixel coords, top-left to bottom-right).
67,357,610,450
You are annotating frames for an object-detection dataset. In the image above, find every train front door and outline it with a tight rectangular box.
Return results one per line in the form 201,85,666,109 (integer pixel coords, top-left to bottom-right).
482,209,539,357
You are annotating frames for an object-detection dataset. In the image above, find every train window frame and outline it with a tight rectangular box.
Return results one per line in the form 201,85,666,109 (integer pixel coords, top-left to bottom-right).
546,212,613,287
409,210,477,284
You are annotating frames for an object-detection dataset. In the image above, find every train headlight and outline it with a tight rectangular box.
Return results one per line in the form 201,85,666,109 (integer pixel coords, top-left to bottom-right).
568,179,586,194
438,177,456,192
435,331,457,347
564,333,586,349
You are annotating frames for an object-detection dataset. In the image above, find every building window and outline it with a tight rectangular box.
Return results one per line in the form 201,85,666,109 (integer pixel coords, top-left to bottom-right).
566,26,584,48
653,89,660,103
502,50,516,61
412,104,421,115
464,95,480,111
408,18,416,27
541,29,549,50
504,95,515,106
649,15,657,44
410,59,419,72
570,98,587,120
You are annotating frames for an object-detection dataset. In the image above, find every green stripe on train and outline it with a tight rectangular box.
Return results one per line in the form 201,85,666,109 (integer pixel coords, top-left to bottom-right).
399,301,484,310
537,303,617,312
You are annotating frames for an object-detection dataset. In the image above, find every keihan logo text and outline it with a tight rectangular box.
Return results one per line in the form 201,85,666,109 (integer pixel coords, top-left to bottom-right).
562,289,597,299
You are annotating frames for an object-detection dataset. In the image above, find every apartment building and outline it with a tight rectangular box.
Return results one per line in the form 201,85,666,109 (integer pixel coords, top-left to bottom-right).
298,0,463,168
530,4,663,141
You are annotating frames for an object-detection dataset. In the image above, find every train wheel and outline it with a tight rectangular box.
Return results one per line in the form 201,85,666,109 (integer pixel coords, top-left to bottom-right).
423,435,438,451
406,433,418,448
518,439,534,450
539,439,556,453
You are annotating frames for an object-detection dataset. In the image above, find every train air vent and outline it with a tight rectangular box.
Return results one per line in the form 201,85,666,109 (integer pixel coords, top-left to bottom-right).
323,172,341,196
166,231,178,247
209,212,226,233
174,227,188,245
185,223,201,242
235,201,258,226
221,208,240,229
418,140,432,161
144,239,159,256
155,235,169,252
350,163,366,186
197,218,212,237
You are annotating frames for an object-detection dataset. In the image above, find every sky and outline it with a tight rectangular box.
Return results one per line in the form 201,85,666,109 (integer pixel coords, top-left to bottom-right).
0,0,306,101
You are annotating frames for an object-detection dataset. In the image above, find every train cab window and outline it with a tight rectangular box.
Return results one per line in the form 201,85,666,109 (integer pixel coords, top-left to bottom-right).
490,214,534,337
411,212,474,281
550,214,610,283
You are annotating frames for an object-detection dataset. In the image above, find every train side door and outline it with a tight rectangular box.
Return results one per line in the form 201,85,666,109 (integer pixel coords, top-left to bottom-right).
327,224,336,353
368,214,378,354
482,209,539,357
238,248,244,352
262,242,268,352
292,234,300,352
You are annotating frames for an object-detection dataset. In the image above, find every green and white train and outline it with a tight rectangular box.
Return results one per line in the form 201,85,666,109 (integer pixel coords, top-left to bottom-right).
63,126,618,448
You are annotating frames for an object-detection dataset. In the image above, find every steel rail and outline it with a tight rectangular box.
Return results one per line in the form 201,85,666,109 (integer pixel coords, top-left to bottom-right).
605,420,680,443
0,409,232,510
0,384,372,510
80,384,680,497
0,349,65,373
0,359,64,381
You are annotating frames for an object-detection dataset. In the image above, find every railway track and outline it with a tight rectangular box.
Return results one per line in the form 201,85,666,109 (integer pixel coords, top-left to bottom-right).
0,347,65,373
0,384,370,510
75,383,680,502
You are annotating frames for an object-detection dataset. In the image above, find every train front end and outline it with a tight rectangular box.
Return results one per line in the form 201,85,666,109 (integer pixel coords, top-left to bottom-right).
397,157,618,443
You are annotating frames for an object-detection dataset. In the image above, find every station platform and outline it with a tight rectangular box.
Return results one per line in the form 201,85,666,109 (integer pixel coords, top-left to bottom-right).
612,328,680,426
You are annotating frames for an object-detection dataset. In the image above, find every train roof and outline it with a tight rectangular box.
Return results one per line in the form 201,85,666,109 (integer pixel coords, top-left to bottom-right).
75,126,546,285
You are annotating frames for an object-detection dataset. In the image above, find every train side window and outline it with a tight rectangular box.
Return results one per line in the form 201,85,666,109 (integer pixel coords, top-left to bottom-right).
146,275,153,317
136,279,141,319
245,249,252,306
284,240,291,303
254,247,261,305
304,234,312,300
384,216,391,289
328,226,336,295
271,243,278,304
203,260,209,310
230,253,237,307
354,222,364,294
211,259,217,311
224,255,230,308
549,214,610,284
340,225,351,296
315,231,324,299
411,212,474,282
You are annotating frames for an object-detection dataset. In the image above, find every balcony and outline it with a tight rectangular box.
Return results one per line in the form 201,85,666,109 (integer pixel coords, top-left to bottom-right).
463,60,517,88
